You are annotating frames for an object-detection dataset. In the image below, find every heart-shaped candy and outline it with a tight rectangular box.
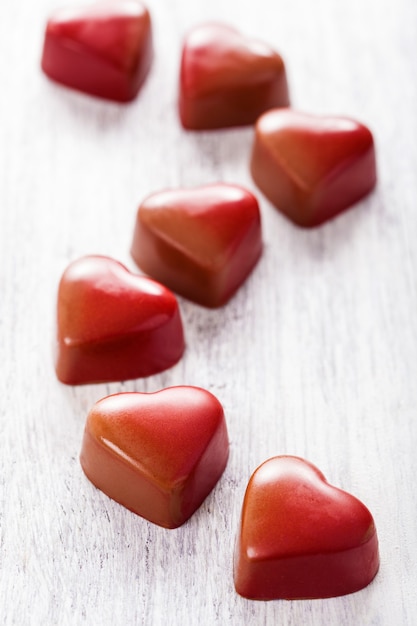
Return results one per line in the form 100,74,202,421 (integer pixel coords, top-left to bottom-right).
179,23,289,130
80,386,229,528
41,0,153,102
234,456,379,600
131,184,263,307
251,109,377,227
55,255,185,384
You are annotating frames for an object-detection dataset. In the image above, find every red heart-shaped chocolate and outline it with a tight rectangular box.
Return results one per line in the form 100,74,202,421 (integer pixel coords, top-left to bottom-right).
179,23,289,130
234,456,379,600
55,255,185,384
80,386,229,528
251,109,377,227
41,0,153,102
131,183,263,307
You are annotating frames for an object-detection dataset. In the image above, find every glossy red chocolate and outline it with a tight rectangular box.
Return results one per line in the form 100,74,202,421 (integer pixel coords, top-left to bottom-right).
41,0,153,102
251,109,377,227
234,456,379,600
80,387,229,528
55,255,184,384
131,184,263,307
179,23,289,130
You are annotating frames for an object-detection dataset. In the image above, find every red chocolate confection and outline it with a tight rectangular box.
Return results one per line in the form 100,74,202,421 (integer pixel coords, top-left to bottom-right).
251,109,377,227
55,255,184,384
131,183,263,308
179,23,289,130
234,456,379,600
80,387,229,528
41,0,153,102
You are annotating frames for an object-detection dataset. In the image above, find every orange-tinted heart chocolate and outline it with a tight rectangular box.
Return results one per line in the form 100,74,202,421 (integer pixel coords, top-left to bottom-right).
234,456,379,599
41,0,153,102
131,183,263,307
251,109,377,227
80,387,229,528
179,22,289,130
55,255,185,384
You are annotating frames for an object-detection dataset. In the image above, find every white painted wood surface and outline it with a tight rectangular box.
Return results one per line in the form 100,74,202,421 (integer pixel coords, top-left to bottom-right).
1,0,416,623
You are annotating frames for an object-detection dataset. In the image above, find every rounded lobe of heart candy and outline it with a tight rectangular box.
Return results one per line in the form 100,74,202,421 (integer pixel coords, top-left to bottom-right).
179,23,289,129
41,0,153,102
80,387,229,528
55,255,185,384
131,183,263,307
234,456,379,600
251,109,377,227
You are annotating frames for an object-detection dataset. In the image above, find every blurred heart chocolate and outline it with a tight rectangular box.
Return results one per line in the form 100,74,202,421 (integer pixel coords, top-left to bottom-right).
41,0,153,102
179,23,289,129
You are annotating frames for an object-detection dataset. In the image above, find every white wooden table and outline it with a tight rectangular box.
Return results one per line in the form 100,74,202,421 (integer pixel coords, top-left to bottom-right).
1,0,416,624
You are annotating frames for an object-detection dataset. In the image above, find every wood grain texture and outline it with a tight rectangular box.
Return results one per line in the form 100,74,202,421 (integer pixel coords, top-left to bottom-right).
1,0,416,624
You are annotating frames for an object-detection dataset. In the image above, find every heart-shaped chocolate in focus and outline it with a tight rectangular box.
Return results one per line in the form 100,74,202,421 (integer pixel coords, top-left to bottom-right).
131,184,263,307
80,387,229,528
41,0,153,102
179,23,289,130
251,109,377,227
55,255,185,384
234,456,379,600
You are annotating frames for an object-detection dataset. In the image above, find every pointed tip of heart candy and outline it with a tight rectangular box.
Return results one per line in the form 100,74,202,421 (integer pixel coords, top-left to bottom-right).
55,255,185,385
41,0,153,102
179,22,290,130
234,455,379,600
251,109,377,227
80,386,229,528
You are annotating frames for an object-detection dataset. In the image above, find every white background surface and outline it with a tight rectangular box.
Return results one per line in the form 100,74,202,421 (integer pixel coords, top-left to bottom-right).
1,0,416,624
